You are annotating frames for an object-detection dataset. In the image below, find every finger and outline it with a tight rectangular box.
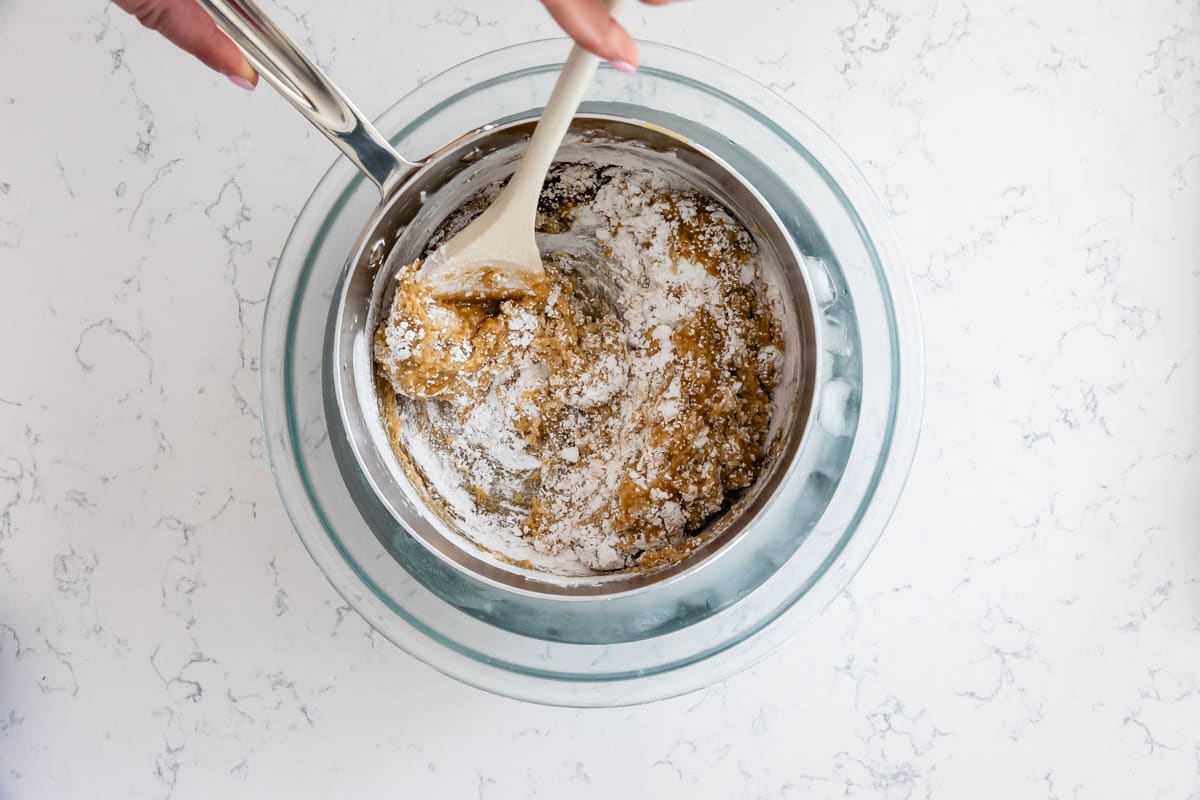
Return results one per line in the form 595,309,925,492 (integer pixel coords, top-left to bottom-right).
116,0,258,88
541,0,640,69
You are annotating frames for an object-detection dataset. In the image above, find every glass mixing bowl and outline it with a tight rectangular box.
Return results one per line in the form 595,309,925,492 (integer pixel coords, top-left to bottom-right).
261,40,923,707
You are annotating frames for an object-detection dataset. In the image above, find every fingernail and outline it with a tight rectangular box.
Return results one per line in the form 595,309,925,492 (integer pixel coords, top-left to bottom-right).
227,74,256,91
608,59,636,75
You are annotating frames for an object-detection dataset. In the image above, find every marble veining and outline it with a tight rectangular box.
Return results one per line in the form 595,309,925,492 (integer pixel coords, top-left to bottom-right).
0,0,1197,797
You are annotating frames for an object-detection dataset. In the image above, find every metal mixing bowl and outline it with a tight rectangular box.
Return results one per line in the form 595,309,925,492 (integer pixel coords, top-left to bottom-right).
329,116,821,597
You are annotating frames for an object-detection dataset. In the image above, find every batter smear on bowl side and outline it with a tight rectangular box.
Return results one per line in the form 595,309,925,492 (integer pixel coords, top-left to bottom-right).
374,157,785,576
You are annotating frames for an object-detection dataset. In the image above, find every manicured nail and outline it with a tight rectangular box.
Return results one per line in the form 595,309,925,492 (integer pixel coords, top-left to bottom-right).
608,59,636,75
227,74,256,91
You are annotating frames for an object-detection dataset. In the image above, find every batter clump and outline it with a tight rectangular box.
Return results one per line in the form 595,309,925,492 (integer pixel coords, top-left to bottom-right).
374,159,784,574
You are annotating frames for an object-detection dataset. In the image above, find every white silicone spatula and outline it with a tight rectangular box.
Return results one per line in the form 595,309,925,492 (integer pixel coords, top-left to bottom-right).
416,0,634,300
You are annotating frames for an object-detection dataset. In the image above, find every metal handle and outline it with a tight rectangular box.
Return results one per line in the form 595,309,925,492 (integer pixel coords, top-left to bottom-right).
196,0,418,195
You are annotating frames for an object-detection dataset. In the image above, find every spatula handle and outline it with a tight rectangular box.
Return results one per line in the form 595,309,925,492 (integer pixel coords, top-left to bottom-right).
504,0,636,212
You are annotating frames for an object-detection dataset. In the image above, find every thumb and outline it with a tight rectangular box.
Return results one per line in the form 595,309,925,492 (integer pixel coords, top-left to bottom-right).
117,0,258,88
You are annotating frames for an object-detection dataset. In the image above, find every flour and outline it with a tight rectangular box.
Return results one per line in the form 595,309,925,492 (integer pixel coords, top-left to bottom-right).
375,152,785,576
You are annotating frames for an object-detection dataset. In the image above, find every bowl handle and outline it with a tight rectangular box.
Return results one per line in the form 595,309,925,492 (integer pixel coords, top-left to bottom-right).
197,0,420,196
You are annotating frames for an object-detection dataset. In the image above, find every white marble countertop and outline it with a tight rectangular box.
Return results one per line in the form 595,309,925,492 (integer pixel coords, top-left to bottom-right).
2,0,1198,796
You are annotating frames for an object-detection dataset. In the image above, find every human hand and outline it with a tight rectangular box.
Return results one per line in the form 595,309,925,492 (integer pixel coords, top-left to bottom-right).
115,0,259,90
115,0,680,91
540,0,681,73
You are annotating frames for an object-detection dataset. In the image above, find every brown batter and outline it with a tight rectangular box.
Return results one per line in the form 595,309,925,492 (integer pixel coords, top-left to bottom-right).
374,161,783,573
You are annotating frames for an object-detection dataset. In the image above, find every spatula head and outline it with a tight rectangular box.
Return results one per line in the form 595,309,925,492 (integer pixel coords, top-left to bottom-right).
414,199,546,300
415,255,547,301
